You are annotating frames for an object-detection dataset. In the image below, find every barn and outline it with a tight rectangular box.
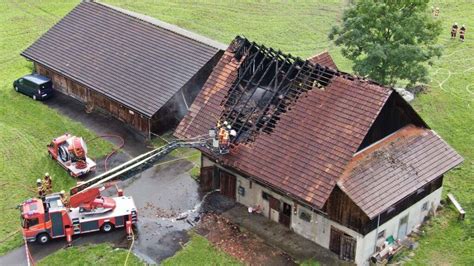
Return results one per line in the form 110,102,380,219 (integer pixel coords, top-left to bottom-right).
175,37,464,265
21,1,226,137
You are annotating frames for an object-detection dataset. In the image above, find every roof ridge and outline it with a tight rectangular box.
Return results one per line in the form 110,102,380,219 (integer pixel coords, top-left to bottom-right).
95,1,227,51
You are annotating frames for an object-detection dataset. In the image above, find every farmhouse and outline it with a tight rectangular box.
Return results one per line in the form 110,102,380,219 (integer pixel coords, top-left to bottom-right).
175,37,463,265
21,1,226,137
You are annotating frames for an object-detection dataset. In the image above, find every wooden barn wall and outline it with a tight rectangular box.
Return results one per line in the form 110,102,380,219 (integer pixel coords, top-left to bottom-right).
358,93,427,151
323,186,370,234
151,51,223,135
35,63,149,134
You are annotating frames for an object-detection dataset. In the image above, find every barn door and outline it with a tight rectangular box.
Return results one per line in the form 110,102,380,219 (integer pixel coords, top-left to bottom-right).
200,166,214,192
219,171,236,200
330,227,357,262
268,196,280,223
329,227,342,255
398,215,409,239
340,235,356,261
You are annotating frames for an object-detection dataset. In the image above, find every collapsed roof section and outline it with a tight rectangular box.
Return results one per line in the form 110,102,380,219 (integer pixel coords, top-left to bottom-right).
176,36,394,208
220,37,337,144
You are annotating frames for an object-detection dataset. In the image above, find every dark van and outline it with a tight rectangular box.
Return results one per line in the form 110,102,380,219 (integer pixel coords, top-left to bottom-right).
13,74,54,100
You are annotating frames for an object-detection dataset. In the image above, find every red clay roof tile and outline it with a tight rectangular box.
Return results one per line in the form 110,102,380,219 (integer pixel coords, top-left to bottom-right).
175,41,392,208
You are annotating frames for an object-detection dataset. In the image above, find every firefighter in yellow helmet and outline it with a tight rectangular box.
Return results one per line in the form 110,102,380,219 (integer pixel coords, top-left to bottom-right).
43,173,53,194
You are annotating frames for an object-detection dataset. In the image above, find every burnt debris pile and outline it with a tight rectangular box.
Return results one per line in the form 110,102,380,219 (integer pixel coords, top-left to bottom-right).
220,36,336,144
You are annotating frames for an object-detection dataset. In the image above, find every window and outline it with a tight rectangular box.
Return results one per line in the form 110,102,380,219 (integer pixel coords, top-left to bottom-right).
26,218,39,228
299,210,311,222
238,186,245,196
262,191,270,200
377,230,385,239
249,180,253,189
422,201,429,211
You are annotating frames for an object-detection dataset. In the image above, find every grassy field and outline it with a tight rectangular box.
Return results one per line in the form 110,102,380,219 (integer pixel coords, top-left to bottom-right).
1,0,472,265
162,233,241,265
0,0,114,254
37,243,143,265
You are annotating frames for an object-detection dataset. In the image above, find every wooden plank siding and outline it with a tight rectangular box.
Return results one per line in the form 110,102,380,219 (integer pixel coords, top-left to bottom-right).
35,63,150,134
324,186,370,233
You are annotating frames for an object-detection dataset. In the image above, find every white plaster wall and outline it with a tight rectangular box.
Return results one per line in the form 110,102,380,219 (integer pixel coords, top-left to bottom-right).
356,187,443,266
201,157,443,266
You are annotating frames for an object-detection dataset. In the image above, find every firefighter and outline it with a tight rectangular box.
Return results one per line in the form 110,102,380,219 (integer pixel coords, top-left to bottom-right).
37,179,45,199
451,23,459,39
43,173,53,194
60,190,70,206
218,121,228,143
460,25,466,42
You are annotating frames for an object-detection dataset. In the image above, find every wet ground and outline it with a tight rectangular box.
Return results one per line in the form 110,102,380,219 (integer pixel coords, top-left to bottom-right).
0,159,203,265
0,93,205,265
122,160,202,263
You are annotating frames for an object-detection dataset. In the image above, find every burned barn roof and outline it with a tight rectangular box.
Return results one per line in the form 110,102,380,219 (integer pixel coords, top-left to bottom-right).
338,125,463,219
176,36,393,208
21,2,225,117
308,51,338,69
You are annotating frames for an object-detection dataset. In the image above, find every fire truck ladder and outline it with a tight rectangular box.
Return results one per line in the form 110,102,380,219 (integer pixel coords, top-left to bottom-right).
70,137,209,196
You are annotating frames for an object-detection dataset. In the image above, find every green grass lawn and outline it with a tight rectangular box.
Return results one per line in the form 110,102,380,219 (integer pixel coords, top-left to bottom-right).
162,233,241,265
1,0,473,265
37,243,143,266
0,0,112,255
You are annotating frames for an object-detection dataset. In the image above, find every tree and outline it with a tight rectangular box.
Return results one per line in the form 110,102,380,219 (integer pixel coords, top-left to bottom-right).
329,0,442,87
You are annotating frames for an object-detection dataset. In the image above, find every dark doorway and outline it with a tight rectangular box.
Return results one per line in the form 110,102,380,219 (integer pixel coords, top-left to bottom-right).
330,227,356,262
200,166,214,192
279,202,291,227
219,171,236,200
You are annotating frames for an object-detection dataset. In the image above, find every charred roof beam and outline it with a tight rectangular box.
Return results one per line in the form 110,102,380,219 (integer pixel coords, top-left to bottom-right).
256,60,301,131
234,57,291,139
222,45,269,116
229,58,279,132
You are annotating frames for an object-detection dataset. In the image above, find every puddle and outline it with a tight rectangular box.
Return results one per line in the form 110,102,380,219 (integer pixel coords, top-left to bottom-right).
115,159,204,263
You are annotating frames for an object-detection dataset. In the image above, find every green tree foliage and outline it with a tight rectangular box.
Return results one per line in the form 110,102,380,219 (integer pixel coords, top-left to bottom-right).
329,0,442,86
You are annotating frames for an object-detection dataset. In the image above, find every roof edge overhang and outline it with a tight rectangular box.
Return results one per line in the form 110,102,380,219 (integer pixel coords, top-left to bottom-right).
23,56,154,118
201,151,328,213
98,2,228,51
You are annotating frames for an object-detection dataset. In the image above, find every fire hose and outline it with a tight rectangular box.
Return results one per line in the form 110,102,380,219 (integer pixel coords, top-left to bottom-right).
23,234,35,266
88,134,125,172
123,228,135,266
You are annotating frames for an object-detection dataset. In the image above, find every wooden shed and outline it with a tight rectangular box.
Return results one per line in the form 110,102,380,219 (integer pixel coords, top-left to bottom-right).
21,1,226,137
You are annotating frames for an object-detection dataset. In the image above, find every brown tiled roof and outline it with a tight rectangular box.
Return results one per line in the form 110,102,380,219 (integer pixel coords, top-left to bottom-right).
175,41,392,208
21,2,224,117
308,51,338,69
338,125,463,219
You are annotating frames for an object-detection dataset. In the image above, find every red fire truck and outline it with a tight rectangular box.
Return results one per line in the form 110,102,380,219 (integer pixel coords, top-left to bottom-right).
47,134,96,177
20,186,137,244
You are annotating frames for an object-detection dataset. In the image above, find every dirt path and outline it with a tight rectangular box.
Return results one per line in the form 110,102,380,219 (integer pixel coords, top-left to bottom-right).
195,213,296,265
